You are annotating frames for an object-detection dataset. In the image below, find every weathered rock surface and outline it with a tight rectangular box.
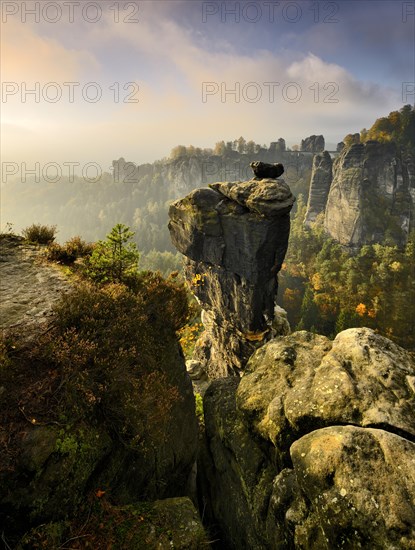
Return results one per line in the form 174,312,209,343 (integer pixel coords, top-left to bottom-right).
300,135,325,153
0,235,70,335
304,151,333,226
200,328,415,549
18,497,208,549
168,179,295,377
288,426,415,549
269,138,286,154
324,141,414,247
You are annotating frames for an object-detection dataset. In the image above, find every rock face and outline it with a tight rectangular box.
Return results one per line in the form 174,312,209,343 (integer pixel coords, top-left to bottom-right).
200,328,415,549
168,178,295,377
0,235,70,336
300,135,325,153
303,141,415,247
112,157,140,183
324,141,414,247
304,151,333,226
269,138,286,154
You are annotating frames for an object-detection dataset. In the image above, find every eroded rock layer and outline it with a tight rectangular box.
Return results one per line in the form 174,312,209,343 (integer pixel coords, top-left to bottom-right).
168,179,295,377
304,150,332,226
324,141,414,247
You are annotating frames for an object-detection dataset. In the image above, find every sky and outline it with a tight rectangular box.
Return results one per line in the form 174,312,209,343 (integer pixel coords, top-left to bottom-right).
1,0,414,177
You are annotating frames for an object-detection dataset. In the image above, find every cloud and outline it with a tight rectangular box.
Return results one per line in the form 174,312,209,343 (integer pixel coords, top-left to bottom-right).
0,4,403,167
1,19,99,82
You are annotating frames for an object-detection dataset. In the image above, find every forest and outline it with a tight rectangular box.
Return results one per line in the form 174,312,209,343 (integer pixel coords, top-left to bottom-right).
2,105,415,350
279,197,415,349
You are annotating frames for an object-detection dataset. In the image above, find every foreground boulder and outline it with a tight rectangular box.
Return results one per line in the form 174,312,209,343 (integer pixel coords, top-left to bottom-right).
168,178,295,378
200,328,415,549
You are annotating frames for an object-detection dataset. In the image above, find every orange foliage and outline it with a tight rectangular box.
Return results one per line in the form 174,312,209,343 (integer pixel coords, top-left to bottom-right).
355,303,367,316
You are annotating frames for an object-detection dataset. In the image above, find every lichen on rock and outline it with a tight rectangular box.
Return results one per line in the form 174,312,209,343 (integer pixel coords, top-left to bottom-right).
200,328,415,549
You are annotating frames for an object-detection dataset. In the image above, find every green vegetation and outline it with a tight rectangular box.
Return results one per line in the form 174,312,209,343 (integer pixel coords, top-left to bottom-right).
19,497,208,549
1,273,189,458
22,223,57,244
85,223,140,285
279,196,415,349
0,224,201,545
139,249,184,278
195,393,205,430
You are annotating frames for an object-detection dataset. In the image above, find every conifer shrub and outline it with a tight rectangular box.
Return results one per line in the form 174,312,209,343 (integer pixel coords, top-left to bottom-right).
22,223,57,244
84,223,140,285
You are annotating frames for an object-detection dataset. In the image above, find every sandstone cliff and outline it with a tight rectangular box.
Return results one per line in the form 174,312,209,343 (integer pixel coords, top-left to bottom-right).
324,141,414,248
200,328,415,549
304,151,332,226
300,135,325,153
168,178,295,378
168,173,415,549
304,141,415,248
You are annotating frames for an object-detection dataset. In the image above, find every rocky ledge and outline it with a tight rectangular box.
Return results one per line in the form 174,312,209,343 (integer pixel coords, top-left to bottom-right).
0,236,70,333
168,177,295,378
200,328,415,549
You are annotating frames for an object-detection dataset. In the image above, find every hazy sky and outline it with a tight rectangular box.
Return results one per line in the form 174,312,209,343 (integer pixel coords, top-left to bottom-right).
1,0,414,175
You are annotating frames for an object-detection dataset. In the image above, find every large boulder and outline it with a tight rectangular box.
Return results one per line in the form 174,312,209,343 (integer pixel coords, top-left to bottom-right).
200,328,415,549
168,179,295,378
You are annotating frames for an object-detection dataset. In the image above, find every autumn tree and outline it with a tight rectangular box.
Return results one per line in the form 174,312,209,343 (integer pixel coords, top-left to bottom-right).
170,145,187,159
214,141,226,156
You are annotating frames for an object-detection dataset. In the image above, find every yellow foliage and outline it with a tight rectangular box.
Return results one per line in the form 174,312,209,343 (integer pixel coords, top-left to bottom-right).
311,272,322,291
389,261,402,272
283,288,300,304
191,273,206,287
244,329,269,342
177,322,204,357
